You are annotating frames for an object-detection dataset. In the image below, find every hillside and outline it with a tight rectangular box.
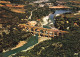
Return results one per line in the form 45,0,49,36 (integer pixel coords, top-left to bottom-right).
0,0,80,57
0,7,32,53
13,27,80,57
13,10,80,57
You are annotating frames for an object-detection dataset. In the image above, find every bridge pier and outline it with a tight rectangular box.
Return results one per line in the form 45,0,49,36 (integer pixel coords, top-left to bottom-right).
57,32,59,36
33,28,36,35
48,31,50,38
29,28,31,32
52,32,54,39
38,30,41,37
43,30,46,37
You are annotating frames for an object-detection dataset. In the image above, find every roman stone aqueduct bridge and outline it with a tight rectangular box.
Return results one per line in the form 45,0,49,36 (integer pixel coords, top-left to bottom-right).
19,24,68,38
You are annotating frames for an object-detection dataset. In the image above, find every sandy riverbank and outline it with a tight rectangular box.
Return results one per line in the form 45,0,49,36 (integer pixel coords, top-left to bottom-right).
11,41,27,50
21,36,51,52
38,36,51,43
3,41,27,53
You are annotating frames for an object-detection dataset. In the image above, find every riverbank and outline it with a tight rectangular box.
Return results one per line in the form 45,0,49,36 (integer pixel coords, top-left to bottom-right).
38,36,51,43
11,41,27,50
3,41,27,53
8,35,52,57
21,36,51,52
8,36,52,57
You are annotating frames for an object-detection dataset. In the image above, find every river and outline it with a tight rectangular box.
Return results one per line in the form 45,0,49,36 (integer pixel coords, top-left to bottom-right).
0,10,71,57
0,35,38,57
42,10,70,28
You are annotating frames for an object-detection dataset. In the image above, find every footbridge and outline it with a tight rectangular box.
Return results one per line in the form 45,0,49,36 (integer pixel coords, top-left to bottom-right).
19,24,68,38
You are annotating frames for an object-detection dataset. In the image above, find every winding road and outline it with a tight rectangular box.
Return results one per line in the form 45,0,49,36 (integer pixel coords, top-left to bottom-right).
28,8,37,20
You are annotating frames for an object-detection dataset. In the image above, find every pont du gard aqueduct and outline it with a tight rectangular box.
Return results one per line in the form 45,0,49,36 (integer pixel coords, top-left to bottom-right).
19,24,69,38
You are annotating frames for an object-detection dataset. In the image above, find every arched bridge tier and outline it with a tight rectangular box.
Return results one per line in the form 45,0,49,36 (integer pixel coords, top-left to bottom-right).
18,24,69,38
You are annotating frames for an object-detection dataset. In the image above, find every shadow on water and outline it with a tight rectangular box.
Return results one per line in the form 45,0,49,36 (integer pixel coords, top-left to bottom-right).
0,34,38,57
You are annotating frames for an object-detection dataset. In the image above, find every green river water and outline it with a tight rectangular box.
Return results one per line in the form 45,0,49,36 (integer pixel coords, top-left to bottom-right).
0,35,38,57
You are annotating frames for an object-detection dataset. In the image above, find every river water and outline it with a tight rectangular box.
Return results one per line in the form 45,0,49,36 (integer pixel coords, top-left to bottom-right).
42,10,70,28
0,35,38,57
0,10,71,57
49,10,70,24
